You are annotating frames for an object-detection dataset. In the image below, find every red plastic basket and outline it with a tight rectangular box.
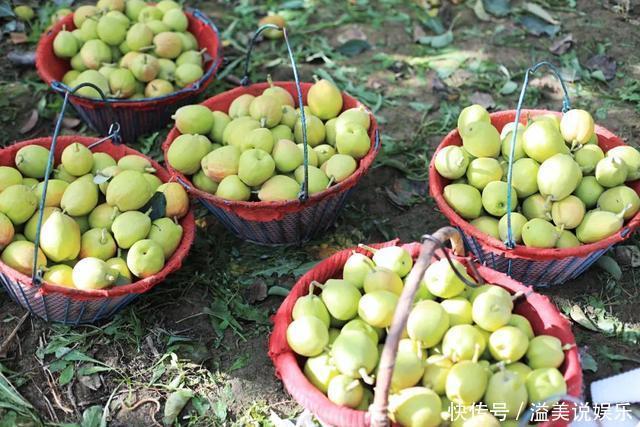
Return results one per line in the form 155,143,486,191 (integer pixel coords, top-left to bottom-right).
429,109,640,287
35,9,222,143
269,230,582,427
162,81,380,246
0,136,196,325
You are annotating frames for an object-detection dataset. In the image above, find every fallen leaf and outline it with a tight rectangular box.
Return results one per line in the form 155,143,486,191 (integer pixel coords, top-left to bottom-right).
529,75,566,99
484,0,510,16
579,347,598,373
7,50,35,66
335,26,367,44
596,254,622,279
413,23,427,42
243,280,268,304
431,74,459,101
384,178,427,209
569,305,599,332
524,2,560,25
614,245,640,267
469,92,495,109
585,54,617,81
549,33,574,55
418,30,453,48
336,39,371,57
500,80,518,95
9,32,27,44
473,0,491,21
19,109,38,134
518,15,560,37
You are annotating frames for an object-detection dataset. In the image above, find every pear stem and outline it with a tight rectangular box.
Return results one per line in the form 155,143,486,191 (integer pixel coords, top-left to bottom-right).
326,176,335,189
472,343,481,363
358,243,378,254
511,290,525,302
347,380,360,392
562,343,574,351
267,74,274,87
310,280,324,291
490,361,506,372
358,368,375,385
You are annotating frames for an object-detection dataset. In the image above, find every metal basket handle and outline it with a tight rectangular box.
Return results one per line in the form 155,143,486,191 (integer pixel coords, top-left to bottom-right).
240,24,310,201
31,82,121,287
368,226,470,427
504,61,572,249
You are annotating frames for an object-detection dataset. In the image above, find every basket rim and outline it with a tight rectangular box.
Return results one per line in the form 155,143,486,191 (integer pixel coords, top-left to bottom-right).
35,9,222,106
0,135,196,301
160,81,381,212
428,109,640,261
268,240,583,427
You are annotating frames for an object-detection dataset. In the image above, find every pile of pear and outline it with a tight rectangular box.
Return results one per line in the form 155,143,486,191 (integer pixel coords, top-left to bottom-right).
286,246,570,426
52,0,208,99
0,143,188,291
435,104,640,248
166,78,372,202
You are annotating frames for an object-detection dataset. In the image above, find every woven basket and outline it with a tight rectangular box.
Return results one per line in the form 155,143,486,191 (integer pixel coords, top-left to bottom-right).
429,109,640,287
269,227,583,427
35,9,222,143
0,136,195,324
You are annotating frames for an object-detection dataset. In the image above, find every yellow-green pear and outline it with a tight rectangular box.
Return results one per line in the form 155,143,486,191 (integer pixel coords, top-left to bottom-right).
80,228,117,260
216,175,250,201
0,166,23,192
157,182,189,219
258,175,300,201
111,210,151,248
127,239,165,278
43,264,74,288
307,79,343,120
106,170,153,211
72,257,118,290
1,240,47,275
61,142,94,176
294,165,329,195
40,210,81,262
61,175,99,216
0,185,38,224
148,217,183,258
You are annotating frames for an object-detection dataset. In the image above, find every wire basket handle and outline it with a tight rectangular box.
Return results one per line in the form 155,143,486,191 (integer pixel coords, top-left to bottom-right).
241,24,309,201
31,82,121,287
504,61,572,249
368,226,466,427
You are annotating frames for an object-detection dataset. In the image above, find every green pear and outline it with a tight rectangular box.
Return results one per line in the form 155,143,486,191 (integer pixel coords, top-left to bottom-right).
144,79,173,98
407,300,449,348
1,240,47,275
0,213,15,249
294,114,326,147
522,194,552,220
240,128,274,153
551,195,585,229
106,256,132,285
357,290,398,327
471,290,512,331
80,40,113,70
40,210,81,262
106,170,153,211
192,170,218,194
446,360,488,405
43,264,75,288
526,335,565,369
363,266,403,295
74,5,99,27
313,144,336,166
153,31,182,59
61,175,99,216
320,279,361,321
53,30,79,58
127,239,165,278
574,144,604,174
126,23,154,51
484,370,528,419
336,122,370,159
0,166,22,192
80,228,117,260
342,252,375,289
175,63,204,88
523,120,569,163
442,324,486,362
286,316,328,357
201,145,241,182
371,246,412,277
303,353,339,394
457,104,490,133
237,149,275,186
157,182,189,219
556,229,581,248
573,176,604,208
488,326,529,362
461,121,501,158
0,185,38,225
294,165,329,195
162,8,188,31
293,291,330,327
271,139,303,173
249,95,283,128
522,218,560,248
15,145,49,178
466,158,502,190
24,207,58,242
508,314,535,340
224,117,261,148
389,387,441,427
482,181,518,217
215,175,250,201
176,50,203,67
72,257,118,290
505,362,533,380
297,144,318,167
327,375,363,409
324,154,356,183
388,340,425,392
336,106,371,132
228,94,255,118
435,145,470,180
280,105,297,129
607,145,640,180
97,15,127,46
111,210,151,249
91,152,117,175
330,330,378,379
501,128,526,161
596,156,628,187
443,184,482,219
498,212,528,243
470,216,500,239
257,175,299,201
34,180,68,208
270,124,293,143
421,355,452,394
525,368,567,406
138,6,163,22
537,154,584,201
576,209,624,243
440,297,473,326
511,158,540,198
148,217,183,258
423,258,471,298
325,118,338,146
598,185,640,219
342,318,381,343
172,105,215,136
560,109,594,146
307,79,343,120
143,173,163,191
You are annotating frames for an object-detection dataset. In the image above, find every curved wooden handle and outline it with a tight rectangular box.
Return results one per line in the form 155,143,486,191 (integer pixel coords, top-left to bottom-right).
369,226,464,427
